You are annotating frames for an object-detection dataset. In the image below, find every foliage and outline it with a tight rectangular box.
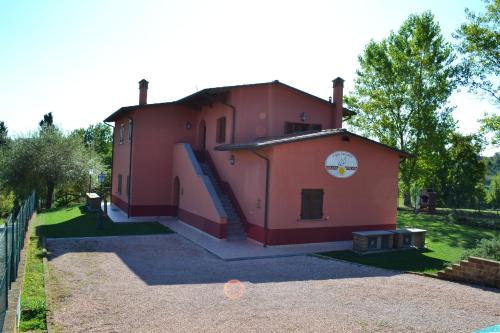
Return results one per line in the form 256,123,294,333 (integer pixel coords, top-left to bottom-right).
19,235,46,331
480,113,500,146
454,0,500,105
0,121,8,147
320,210,498,274
346,11,457,206
0,191,15,217
37,204,172,238
70,123,113,188
485,152,500,183
0,126,102,208
70,123,113,167
487,173,500,209
38,112,54,128
438,133,487,208
462,236,500,261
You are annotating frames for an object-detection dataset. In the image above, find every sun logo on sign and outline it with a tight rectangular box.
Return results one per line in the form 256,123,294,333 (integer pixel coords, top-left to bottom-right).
325,151,358,178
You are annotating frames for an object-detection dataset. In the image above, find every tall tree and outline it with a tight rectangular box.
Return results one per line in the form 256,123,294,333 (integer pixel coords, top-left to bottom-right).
70,123,113,167
346,12,457,206
439,133,486,208
0,121,7,147
39,112,54,128
480,113,500,146
1,126,102,208
454,0,500,105
488,173,500,209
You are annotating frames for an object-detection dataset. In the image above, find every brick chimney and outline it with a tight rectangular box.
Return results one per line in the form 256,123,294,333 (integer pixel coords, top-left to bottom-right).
332,77,344,129
139,79,149,105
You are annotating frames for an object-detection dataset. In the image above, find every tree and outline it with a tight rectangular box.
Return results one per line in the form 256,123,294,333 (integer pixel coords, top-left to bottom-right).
346,12,457,206
71,123,113,167
487,173,500,209
0,121,7,147
480,113,500,146
0,126,102,208
439,133,487,208
454,0,500,105
39,112,54,128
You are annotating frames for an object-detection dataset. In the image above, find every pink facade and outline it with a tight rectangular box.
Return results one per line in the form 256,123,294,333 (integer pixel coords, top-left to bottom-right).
105,79,408,245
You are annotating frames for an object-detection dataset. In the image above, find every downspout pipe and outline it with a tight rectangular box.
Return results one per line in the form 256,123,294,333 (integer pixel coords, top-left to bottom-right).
127,117,134,218
103,122,115,200
252,150,270,247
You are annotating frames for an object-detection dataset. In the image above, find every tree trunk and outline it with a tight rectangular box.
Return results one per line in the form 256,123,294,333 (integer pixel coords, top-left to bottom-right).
403,191,412,207
46,181,55,208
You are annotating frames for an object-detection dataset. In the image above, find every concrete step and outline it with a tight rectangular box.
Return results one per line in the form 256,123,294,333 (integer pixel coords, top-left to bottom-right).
227,223,244,230
227,234,247,241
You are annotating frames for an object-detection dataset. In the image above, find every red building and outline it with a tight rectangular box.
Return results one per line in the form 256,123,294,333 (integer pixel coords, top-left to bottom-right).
104,78,409,245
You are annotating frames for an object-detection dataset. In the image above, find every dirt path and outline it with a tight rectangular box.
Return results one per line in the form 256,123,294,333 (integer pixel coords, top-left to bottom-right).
46,234,500,333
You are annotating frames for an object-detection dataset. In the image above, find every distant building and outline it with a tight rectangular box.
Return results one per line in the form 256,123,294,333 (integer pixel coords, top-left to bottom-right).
104,78,409,245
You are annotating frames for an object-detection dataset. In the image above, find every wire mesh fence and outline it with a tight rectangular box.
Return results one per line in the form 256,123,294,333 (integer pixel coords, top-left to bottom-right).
0,191,36,331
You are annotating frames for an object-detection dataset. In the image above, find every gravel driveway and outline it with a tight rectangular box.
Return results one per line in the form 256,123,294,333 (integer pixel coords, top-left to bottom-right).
46,234,499,333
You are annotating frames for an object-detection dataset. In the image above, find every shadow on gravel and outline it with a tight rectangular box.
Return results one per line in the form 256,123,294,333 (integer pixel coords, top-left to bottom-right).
45,234,401,286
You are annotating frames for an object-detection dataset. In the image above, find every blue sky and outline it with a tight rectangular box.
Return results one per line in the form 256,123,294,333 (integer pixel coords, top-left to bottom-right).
0,0,497,155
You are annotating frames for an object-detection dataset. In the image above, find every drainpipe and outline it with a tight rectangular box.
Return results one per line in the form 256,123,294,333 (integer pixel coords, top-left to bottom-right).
103,122,115,206
252,150,270,247
127,117,134,218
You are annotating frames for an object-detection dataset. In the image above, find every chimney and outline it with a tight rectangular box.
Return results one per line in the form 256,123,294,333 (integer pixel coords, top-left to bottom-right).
332,77,344,129
139,79,149,105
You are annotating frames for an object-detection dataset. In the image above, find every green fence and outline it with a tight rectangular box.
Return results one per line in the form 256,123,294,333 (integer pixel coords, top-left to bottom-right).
0,191,37,331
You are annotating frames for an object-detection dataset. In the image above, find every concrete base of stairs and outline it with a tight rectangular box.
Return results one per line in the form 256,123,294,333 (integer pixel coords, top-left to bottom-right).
160,219,352,261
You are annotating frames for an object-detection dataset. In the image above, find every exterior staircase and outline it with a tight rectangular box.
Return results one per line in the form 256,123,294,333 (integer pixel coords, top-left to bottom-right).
199,162,247,241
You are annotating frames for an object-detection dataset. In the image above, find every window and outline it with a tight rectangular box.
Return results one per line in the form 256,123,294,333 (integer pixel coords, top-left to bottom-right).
117,174,123,194
119,124,125,144
284,122,322,134
128,120,133,143
216,117,226,143
126,175,130,197
300,189,324,220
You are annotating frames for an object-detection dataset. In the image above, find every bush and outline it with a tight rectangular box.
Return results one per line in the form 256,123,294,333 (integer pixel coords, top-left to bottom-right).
0,191,15,217
462,237,500,261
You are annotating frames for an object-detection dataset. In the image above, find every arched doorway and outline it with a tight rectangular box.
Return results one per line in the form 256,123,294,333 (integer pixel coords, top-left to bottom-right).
173,176,180,216
198,120,206,161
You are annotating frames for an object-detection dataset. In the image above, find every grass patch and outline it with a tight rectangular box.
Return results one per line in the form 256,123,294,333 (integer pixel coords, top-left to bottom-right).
19,233,46,331
36,204,173,238
320,211,499,274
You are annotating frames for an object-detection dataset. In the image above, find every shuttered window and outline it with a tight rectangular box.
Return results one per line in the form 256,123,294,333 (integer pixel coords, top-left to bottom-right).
216,117,226,143
284,122,322,134
301,189,324,220
119,125,125,144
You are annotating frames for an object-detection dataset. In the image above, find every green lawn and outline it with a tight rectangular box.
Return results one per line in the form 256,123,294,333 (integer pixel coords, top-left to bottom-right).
320,211,499,274
19,234,46,331
36,204,173,238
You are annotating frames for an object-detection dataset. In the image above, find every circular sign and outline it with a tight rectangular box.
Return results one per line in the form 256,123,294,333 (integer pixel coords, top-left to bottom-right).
325,151,358,178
